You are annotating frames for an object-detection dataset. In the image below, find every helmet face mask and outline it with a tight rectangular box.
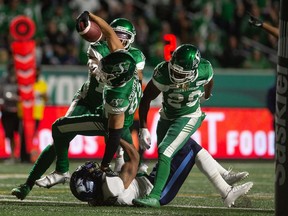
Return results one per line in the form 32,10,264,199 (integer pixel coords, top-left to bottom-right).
75,177,95,198
99,50,136,87
169,44,201,84
115,31,132,49
70,161,104,202
110,18,136,49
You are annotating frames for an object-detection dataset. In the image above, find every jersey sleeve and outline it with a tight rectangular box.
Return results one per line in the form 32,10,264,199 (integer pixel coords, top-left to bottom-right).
129,48,146,70
196,59,214,86
87,41,110,60
102,176,125,201
152,62,170,92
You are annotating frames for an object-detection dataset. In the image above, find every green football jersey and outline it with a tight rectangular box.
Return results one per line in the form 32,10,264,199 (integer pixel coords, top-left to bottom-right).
88,41,146,70
104,77,142,128
152,58,213,119
74,41,145,114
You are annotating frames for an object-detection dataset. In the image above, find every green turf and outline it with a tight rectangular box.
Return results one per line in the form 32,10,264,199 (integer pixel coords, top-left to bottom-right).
0,160,274,216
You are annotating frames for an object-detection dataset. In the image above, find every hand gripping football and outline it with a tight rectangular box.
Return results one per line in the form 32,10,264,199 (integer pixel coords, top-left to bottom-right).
78,20,102,42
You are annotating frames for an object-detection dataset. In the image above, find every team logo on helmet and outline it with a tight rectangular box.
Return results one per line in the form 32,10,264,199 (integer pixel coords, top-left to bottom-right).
100,51,136,87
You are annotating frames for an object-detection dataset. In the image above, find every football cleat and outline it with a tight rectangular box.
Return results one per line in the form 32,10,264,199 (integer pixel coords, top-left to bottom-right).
222,169,249,185
11,184,31,200
223,181,253,207
132,195,160,207
35,171,70,188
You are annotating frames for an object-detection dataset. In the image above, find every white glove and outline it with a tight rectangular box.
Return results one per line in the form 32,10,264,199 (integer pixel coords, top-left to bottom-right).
199,93,212,103
139,128,151,150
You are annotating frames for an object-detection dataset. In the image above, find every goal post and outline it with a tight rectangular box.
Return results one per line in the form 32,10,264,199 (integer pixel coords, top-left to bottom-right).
275,0,288,215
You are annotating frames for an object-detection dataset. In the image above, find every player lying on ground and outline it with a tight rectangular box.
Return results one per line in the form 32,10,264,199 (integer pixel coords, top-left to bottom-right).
70,138,253,207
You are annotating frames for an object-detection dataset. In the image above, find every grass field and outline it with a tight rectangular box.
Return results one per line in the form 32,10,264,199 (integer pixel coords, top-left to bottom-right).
0,159,274,216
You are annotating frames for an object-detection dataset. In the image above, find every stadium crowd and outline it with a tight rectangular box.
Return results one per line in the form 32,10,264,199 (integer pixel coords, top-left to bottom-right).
0,0,279,68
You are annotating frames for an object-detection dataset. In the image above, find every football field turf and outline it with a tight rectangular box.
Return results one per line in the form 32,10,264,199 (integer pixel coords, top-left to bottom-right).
0,160,274,216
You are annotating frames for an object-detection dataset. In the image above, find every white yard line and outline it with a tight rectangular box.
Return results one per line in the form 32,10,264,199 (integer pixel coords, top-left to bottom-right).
169,204,274,212
0,174,27,179
0,198,274,213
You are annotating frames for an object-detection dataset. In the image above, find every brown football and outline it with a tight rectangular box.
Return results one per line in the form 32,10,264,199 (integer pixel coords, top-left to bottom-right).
78,20,102,42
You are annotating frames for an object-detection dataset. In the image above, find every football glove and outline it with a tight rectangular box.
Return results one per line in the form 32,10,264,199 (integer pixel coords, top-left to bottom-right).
199,93,212,103
139,128,151,150
247,12,263,27
76,11,90,32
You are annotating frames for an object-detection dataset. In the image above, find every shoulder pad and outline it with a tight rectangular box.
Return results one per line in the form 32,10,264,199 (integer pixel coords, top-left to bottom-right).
128,47,146,62
102,176,124,201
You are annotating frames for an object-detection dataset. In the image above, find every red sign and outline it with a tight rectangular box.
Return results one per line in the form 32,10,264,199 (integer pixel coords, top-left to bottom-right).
10,15,35,41
0,106,275,159
9,16,37,160
163,34,177,61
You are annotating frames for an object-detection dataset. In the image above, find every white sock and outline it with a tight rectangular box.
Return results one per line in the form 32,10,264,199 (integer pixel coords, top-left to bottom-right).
114,146,124,172
195,149,231,197
213,158,229,176
116,146,124,157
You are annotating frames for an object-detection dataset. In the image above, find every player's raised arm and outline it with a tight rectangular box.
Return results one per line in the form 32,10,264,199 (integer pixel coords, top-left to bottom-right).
248,12,279,38
76,11,124,52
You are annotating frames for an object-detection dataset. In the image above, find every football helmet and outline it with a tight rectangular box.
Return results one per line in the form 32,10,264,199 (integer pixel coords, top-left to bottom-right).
168,44,201,84
99,50,136,87
110,18,136,49
70,161,103,202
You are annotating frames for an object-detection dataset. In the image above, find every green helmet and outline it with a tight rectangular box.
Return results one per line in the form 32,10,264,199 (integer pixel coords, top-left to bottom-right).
100,50,136,87
168,44,201,84
110,18,136,49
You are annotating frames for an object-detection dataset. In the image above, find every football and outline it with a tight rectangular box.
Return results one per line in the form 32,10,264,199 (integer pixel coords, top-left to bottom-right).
78,20,102,42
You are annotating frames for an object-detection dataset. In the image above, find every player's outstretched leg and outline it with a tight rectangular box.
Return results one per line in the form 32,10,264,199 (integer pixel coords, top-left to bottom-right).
11,144,56,200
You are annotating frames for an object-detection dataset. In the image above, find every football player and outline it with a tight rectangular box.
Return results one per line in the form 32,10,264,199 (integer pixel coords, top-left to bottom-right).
70,137,202,206
11,12,141,200
86,17,147,172
132,44,253,207
70,137,251,207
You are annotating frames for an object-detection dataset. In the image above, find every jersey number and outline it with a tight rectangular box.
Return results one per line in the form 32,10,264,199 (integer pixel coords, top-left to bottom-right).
128,81,142,115
167,90,201,108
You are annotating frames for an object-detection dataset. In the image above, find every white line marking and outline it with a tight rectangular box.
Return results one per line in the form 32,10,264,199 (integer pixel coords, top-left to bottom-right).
169,204,274,212
0,199,274,212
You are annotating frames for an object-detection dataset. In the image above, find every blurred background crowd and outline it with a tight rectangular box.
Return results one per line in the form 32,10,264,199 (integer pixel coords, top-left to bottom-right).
0,0,280,69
